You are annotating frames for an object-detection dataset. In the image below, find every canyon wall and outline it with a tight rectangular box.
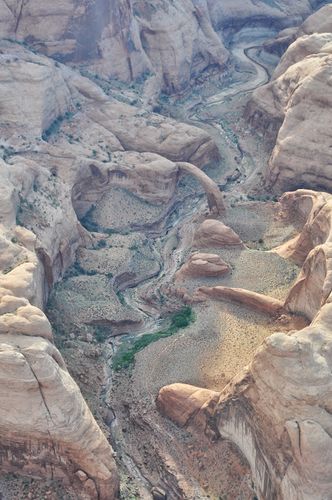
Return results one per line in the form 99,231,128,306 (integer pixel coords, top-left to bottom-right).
247,4,332,193
0,0,328,96
158,189,332,499
0,39,222,496
0,0,228,94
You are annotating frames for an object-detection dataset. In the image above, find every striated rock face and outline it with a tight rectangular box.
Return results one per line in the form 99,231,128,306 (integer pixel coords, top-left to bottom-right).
0,157,119,498
176,253,230,280
0,0,228,94
193,219,243,248
247,5,332,192
0,39,222,496
0,335,119,499
0,0,327,97
158,189,332,500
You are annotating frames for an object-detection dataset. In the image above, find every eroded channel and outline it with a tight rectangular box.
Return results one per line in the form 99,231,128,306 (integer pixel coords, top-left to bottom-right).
47,27,298,499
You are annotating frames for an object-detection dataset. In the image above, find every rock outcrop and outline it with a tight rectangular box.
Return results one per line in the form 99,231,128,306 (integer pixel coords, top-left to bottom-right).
196,286,285,315
176,253,230,280
247,5,332,192
193,219,243,248
158,189,332,499
0,335,119,499
0,0,327,98
177,162,225,215
0,39,223,495
0,155,120,497
0,0,228,95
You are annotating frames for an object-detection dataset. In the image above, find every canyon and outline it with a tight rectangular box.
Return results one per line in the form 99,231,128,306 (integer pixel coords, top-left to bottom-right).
0,1,331,499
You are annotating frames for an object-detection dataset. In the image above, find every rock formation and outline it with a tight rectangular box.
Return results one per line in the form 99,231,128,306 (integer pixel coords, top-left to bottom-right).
0,0,327,99
0,38,222,495
177,162,225,215
193,219,243,248
176,253,230,280
196,286,285,315
0,1,331,497
0,0,228,95
158,189,332,499
0,161,119,498
247,4,332,192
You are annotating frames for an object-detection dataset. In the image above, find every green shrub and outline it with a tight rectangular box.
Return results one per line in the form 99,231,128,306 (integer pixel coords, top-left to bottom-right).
112,307,195,371
96,239,107,249
116,290,126,305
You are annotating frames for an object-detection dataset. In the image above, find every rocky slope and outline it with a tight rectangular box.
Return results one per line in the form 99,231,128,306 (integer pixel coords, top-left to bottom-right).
0,0,328,98
0,39,223,497
158,188,332,499
247,4,332,192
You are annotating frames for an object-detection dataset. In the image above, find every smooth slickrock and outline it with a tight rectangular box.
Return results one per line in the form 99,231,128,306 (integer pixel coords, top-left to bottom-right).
176,253,230,280
158,189,332,500
194,219,243,248
247,7,332,192
299,4,332,36
157,383,219,427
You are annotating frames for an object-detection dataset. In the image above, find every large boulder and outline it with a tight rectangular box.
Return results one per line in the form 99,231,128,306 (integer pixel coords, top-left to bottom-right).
176,252,230,280
194,219,243,248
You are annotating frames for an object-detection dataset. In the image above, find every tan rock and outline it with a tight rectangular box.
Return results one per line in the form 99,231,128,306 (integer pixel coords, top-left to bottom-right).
0,0,321,98
299,4,332,36
196,285,285,315
158,188,332,499
0,334,119,499
157,383,219,427
0,38,223,496
176,253,230,280
194,219,243,248
247,9,332,192
0,0,228,95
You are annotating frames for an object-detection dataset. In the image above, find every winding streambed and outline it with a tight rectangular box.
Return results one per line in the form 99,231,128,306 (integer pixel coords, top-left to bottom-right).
118,29,277,332
106,28,279,497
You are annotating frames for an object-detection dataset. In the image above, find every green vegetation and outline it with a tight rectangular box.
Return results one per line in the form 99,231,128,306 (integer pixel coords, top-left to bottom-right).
1,145,16,161
96,239,107,249
129,243,139,252
42,116,64,140
94,326,111,343
116,290,126,305
41,111,74,141
112,306,195,371
65,262,97,278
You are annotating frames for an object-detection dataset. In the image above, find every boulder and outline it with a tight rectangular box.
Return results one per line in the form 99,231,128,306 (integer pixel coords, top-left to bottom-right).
194,220,243,248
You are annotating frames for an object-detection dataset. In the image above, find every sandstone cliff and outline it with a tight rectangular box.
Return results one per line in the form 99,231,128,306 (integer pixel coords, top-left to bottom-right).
247,4,332,193
0,0,327,98
0,0,228,95
0,38,223,496
158,189,332,499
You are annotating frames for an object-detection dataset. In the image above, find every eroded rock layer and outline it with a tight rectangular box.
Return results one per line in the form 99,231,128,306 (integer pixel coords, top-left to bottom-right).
158,189,332,499
0,39,222,496
0,0,327,96
247,5,332,192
